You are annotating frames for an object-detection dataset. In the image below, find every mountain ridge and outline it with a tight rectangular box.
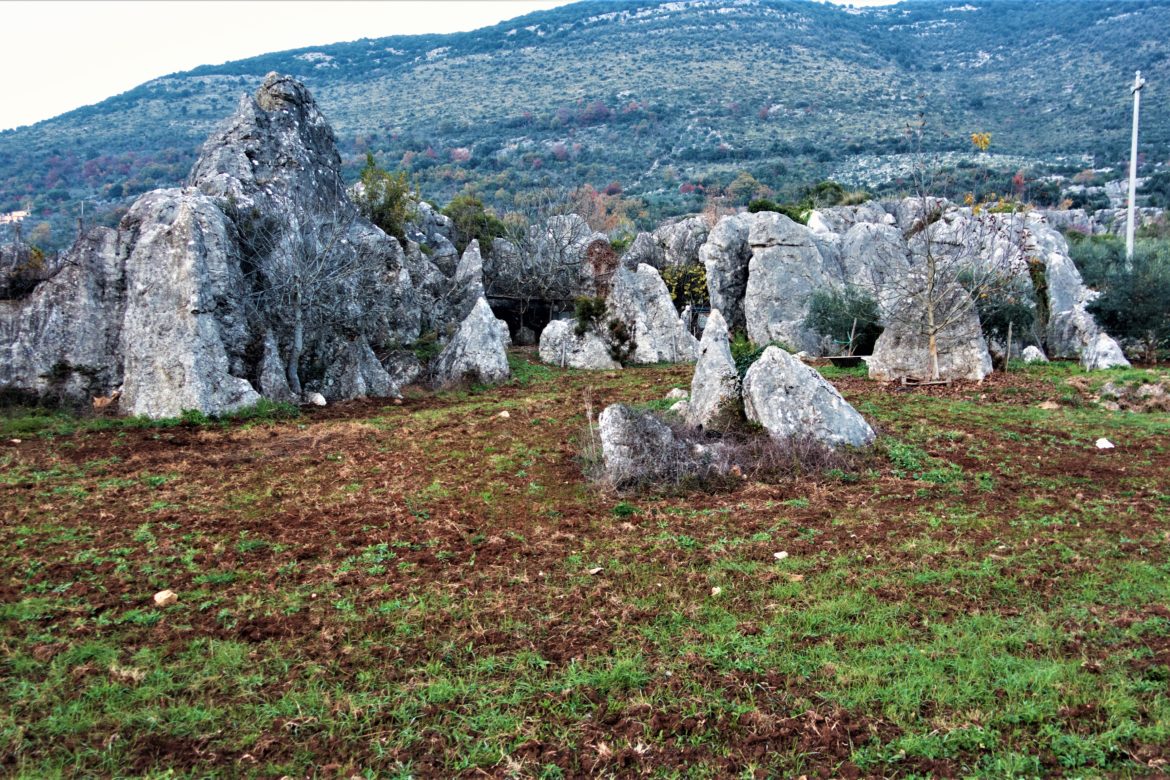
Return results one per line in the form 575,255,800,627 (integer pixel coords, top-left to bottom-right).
2,0,1168,249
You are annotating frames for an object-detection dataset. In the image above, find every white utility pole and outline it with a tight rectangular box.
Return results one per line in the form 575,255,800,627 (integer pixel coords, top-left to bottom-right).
1126,70,1147,262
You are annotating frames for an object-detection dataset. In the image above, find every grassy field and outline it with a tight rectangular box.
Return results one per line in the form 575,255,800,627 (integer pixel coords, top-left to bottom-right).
1,353,1168,778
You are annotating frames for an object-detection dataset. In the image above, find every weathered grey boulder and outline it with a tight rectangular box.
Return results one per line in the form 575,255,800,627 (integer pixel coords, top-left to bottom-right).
700,213,752,333
0,228,124,402
118,190,260,418
453,240,486,320
742,346,875,448
867,287,994,382
405,201,459,276
652,216,710,268
687,310,740,429
807,201,894,236
606,264,698,364
258,329,296,402
1022,345,1049,364
431,297,511,385
538,319,621,370
598,403,682,485
893,197,949,233
834,222,912,318
1021,215,1099,359
319,336,399,400
1080,332,1131,371
743,212,828,352
621,232,664,271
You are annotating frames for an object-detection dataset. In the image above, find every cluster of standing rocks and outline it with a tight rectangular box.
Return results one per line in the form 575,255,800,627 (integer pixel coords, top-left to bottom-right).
0,74,1132,475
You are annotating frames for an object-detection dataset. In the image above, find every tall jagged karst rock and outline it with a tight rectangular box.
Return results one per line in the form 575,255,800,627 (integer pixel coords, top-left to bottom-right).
1,73,445,417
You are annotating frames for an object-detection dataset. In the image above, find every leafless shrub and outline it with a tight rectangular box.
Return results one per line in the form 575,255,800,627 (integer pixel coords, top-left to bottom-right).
590,405,862,495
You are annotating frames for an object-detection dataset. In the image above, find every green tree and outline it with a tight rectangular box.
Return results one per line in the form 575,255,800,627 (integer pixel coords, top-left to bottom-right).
353,153,414,242
1085,239,1170,362
803,288,882,356
441,192,507,257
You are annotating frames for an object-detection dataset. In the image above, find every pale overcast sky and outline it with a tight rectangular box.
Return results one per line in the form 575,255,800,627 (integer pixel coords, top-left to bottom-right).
2,0,896,132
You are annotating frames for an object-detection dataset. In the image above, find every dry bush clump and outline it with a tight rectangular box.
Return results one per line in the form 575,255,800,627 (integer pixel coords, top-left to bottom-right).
585,406,860,494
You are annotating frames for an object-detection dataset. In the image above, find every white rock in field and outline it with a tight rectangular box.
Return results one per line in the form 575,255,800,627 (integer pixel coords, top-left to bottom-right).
153,590,178,606
743,347,875,448
1095,438,1115,450
1022,345,1049,364
307,392,327,407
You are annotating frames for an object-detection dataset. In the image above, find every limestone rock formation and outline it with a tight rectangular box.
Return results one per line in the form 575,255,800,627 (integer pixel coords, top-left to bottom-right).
700,213,752,334
598,403,682,486
652,216,710,268
452,240,487,321
867,287,994,382
686,310,740,429
1022,345,1049,364
807,201,894,236
742,346,875,448
1080,332,1131,371
431,297,511,385
1,228,123,403
606,264,698,364
620,232,664,271
1,73,441,416
743,212,828,351
538,319,621,370
118,190,260,417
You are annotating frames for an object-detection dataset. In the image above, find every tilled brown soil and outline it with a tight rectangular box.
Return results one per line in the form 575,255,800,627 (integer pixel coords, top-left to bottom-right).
2,362,1169,778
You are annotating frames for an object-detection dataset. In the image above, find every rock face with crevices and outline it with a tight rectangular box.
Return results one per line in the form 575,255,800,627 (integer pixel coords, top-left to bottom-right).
606,263,698,364
743,212,830,352
742,346,875,448
866,286,994,382
537,319,621,370
431,297,511,386
1,73,460,416
686,310,740,429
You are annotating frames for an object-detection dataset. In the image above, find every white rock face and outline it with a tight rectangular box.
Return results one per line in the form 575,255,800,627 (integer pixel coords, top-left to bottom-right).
119,190,260,418
742,346,875,448
452,240,486,320
700,213,752,333
807,201,894,235
743,212,828,352
598,403,680,485
867,287,994,382
686,310,741,429
1022,345,1049,364
537,319,621,370
652,215,710,268
432,297,511,385
1080,332,1131,371
606,264,698,364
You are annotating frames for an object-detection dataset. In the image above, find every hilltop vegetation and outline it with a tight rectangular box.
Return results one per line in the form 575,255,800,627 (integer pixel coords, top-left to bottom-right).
2,0,1169,250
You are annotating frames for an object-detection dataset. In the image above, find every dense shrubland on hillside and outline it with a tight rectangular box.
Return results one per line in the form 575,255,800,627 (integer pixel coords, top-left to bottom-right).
2,0,1169,250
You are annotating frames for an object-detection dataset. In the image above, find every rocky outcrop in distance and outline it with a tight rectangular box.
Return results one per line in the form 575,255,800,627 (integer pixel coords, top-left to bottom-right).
695,199,1127,378
0,73,492,416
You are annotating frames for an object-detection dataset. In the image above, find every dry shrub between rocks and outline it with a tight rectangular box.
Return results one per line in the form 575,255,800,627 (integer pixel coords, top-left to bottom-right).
586,407,861,494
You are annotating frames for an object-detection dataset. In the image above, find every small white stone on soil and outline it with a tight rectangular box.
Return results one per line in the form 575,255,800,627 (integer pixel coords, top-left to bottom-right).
153,590,177,606
1095,438,1115,450
773,551,789,561
710,586,723,596
307,392,327,407
497,410,511,419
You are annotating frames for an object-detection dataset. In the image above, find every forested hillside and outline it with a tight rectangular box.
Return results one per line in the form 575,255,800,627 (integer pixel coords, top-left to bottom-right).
2,0,1168,248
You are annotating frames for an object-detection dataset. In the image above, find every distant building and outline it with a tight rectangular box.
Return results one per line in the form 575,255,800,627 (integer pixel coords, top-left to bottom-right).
0,210,31,225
